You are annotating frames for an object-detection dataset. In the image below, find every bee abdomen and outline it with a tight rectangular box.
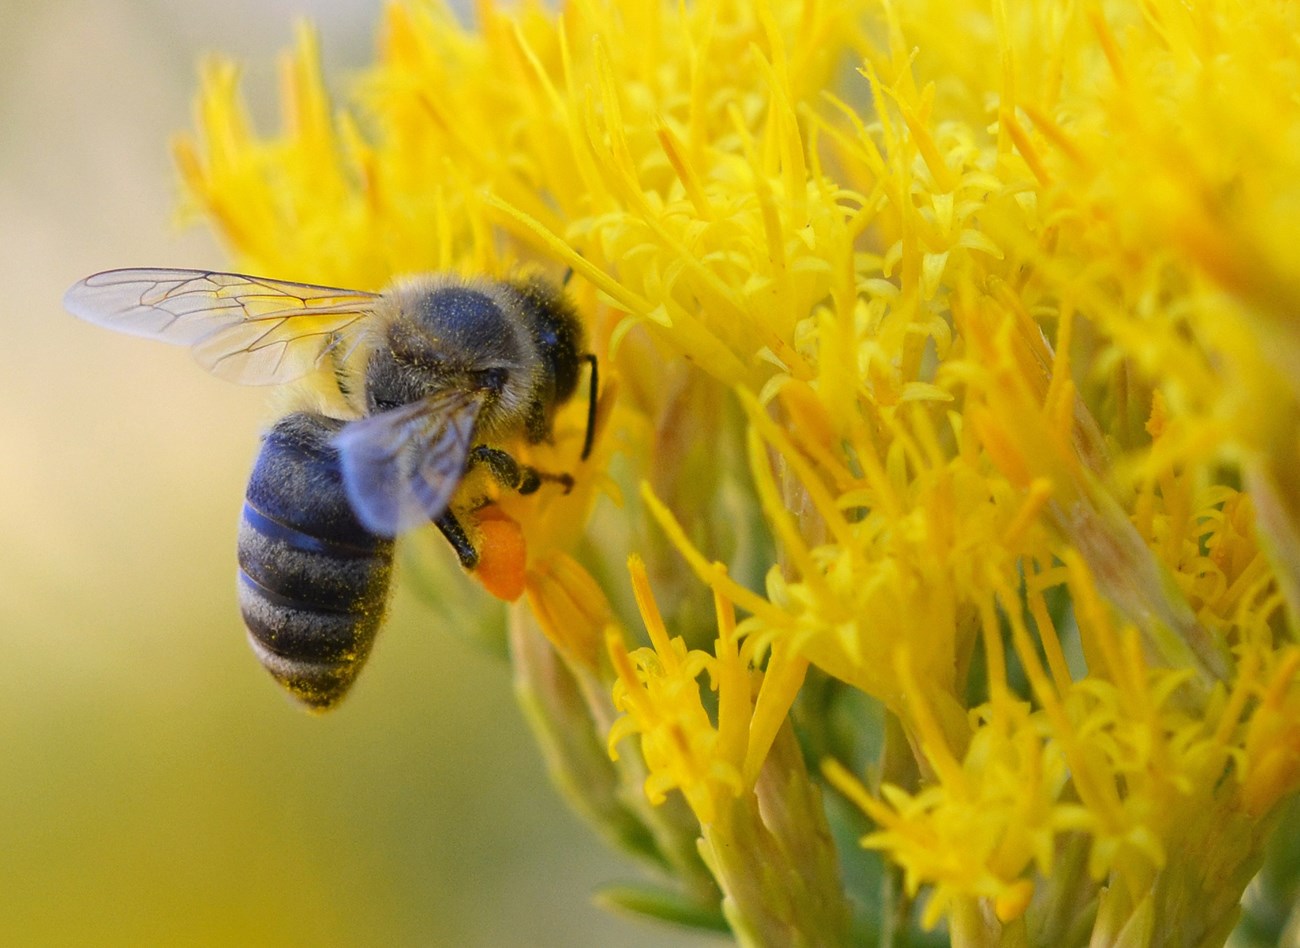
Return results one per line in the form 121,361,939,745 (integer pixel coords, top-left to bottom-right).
238,413,394,710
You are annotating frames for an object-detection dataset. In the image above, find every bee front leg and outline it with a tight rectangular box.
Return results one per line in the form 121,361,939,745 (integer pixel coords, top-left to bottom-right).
434,511,479,570
467,445,574,496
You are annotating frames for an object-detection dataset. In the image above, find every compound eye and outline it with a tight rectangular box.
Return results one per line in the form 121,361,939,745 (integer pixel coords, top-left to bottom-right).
475,367,509,393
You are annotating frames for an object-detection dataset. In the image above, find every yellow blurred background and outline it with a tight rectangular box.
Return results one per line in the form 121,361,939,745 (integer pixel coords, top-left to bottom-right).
1,3,712,944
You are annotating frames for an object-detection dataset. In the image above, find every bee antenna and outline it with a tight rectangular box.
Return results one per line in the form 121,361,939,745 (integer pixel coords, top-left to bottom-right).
580,353,598,461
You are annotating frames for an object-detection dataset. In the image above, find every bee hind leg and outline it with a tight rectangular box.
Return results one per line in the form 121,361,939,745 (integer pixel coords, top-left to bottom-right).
468,445,574,496
440,446,573,572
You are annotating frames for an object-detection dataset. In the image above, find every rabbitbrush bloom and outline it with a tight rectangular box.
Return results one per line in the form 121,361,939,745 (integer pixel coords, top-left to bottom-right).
175,0,1300,944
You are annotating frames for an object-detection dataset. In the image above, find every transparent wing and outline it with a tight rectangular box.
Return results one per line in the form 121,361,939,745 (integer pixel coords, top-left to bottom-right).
63,267,382,385
333,389,487,537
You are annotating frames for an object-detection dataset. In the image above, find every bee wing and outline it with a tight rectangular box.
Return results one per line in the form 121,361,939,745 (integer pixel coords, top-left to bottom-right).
63,267,382,385
333,389,487,537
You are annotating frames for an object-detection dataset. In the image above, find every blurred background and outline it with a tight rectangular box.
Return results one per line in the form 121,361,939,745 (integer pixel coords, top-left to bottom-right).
1,3,713,944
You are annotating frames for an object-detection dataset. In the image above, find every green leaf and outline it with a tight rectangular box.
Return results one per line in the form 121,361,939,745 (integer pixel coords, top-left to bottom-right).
595,883,730,933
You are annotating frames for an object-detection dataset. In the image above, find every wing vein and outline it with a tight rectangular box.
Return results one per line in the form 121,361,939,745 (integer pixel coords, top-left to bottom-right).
64,267,382,386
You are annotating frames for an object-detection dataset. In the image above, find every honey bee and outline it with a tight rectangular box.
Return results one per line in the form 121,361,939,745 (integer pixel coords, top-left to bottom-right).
65,268,596,710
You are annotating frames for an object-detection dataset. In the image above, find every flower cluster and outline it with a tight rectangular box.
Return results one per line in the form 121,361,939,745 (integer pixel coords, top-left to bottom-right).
176,0,1300,944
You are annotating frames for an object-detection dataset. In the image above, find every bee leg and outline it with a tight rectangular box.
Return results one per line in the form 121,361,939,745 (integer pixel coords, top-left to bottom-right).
468,445,574,496
434,511,479,569
579,353,598,461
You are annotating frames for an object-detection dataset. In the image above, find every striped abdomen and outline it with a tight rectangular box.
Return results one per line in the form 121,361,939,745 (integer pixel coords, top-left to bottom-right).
238,412,394,710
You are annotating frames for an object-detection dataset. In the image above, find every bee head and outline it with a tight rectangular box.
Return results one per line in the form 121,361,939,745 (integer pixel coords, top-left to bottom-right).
365,279,536,418
506,278,584,408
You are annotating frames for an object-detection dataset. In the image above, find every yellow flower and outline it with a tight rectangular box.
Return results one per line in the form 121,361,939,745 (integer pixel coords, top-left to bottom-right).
608,555,748,825
608,556,846,944
174,0,1300,943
